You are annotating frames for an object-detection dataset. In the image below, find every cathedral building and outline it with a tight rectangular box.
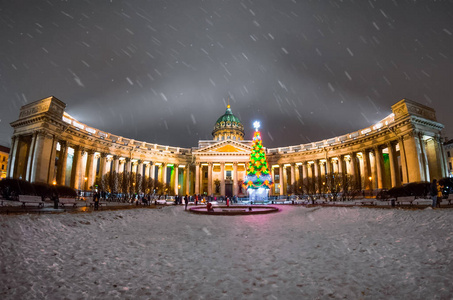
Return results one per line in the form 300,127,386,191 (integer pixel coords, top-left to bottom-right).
7,96,449,197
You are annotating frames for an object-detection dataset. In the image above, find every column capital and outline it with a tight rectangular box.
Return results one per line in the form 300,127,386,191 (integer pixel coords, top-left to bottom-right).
59,140,68,148
100,152,108,158
113,155,119,160
35,129,47,137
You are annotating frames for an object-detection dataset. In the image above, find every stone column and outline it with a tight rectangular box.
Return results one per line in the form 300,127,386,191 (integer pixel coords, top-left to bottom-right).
295,163,301,184
125,158,132,174
320,161,326,178
185,165,190,195
220,162,225,196
374,147,384,189
173,164,179,195
46,135,58,184
290,163,296,191
149,162,155,180
207,163,213,196
29,132,46,183
271,166,276,195
25,133,37,181
233,162,238,196
99,153,108,179
112,156,119,173
6,135,18,178
137,160,144,177
278,164,284,196
131,161,137,174
326,159,331,176
85,150,95,190
338,156,344,175
387,141,400,188
402,133,424,183
438,136,449,178
195,163,200,195
144,162,150,178
162,163,167,186
418,133,429,182
349,153,356,179
118,159,125,174
362,150,371,190
302,162,308,188
313,160,320,192
70,146,82,189
58,142,69,185
332,159,338,173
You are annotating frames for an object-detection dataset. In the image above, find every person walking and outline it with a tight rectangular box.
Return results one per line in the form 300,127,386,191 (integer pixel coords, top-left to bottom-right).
430,179,438,208
437,180,443,208
184,195,188,210
94,192,99,210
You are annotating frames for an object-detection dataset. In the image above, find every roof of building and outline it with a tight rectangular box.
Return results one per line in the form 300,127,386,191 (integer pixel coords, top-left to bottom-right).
0,145,10,154
444,139,453,146
212,104,245,138
214,105,242,127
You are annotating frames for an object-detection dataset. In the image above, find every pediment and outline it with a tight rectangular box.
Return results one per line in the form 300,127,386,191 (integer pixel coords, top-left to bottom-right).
196,140,252,154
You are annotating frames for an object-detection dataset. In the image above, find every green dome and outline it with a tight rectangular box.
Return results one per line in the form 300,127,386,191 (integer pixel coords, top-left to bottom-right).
215,106,242,125
212,105,245,140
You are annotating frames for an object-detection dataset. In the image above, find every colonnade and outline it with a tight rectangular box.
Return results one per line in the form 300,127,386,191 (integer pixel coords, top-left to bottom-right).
193,162,244,197
7,96,449,198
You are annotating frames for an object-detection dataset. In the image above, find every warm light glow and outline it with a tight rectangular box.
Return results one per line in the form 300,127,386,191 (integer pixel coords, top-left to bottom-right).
369,176,372,181
52,180,56,185
84,177,87,181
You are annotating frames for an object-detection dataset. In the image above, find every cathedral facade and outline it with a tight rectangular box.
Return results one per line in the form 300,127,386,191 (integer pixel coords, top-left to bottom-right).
7,96,449,197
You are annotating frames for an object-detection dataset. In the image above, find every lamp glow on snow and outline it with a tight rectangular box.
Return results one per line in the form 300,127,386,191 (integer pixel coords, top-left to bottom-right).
243,121,273,202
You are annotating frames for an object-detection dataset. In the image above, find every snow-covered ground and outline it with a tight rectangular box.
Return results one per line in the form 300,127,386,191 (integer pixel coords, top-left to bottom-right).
1,205,452,299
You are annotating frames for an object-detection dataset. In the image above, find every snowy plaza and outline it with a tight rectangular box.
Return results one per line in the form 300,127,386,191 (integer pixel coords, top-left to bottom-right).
1,205,452,299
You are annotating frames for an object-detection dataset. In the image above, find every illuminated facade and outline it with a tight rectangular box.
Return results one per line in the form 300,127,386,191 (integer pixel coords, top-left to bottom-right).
444,139,453,177
0,145,9,180
7,96,449,196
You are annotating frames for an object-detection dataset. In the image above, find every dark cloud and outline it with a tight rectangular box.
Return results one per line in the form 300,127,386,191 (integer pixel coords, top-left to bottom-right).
1,0,452,148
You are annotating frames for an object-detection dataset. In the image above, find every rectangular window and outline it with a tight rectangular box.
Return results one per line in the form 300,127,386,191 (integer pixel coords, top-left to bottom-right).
449,162,452,170
448,151,451,158
1,165,4,170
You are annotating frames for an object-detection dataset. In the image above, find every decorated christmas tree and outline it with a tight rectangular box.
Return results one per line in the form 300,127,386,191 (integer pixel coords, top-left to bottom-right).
244,121,273,201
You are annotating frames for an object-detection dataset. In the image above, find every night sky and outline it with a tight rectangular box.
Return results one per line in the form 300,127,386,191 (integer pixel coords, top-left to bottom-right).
1,0,452,149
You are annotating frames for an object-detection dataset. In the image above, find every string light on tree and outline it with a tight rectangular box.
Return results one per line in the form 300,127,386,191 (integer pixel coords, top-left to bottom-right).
244,120,273,202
